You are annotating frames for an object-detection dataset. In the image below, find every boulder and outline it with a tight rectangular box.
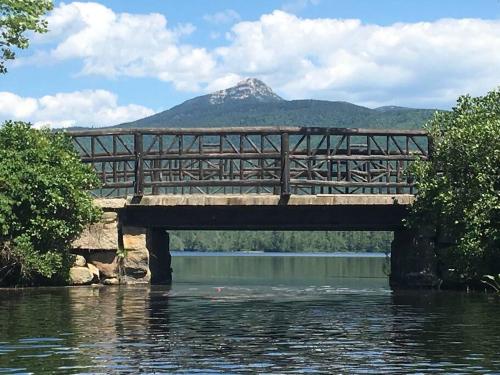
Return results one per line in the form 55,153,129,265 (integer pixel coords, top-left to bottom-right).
72,211,118,250
93,198,126,209
73,254,86,267
69,266,93,285
122,226,147,252
102,211,118,223
102,277,120,285
121,226,150,281
122,270,151,285
88,251,119,278
87,262,100,282
123,249,149,279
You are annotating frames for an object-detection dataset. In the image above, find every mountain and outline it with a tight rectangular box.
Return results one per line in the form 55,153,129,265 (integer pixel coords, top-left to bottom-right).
116,78,437,129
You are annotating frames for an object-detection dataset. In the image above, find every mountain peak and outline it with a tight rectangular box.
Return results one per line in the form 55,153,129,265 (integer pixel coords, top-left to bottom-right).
208,78,283,105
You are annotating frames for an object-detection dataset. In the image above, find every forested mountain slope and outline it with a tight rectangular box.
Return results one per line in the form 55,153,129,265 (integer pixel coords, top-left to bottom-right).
117,78,437,129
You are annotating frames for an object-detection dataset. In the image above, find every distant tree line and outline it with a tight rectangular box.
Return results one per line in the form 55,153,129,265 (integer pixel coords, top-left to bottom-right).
169,231,392,253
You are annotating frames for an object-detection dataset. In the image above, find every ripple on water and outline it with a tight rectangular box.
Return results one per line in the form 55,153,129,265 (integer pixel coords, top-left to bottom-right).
0,279,500,373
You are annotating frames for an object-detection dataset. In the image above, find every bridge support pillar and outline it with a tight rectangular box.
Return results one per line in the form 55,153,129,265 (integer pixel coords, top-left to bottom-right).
148,229,172,284
390,229,440,289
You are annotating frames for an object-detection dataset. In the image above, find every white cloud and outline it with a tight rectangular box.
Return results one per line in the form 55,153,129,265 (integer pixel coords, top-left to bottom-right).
214,12,500,107
32,1,215,91
0,90,154,128
203,9,241,25
21,3,500,107
0,92,38,118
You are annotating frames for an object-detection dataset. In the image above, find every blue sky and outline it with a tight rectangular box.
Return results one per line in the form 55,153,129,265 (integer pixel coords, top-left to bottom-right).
0,0,499,127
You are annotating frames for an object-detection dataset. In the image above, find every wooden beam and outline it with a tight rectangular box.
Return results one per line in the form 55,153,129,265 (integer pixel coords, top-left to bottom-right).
65,126,429,137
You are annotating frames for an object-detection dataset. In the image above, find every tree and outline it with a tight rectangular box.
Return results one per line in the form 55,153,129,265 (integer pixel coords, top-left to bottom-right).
409,89,500,283
0,122,101,285
0,0,53,73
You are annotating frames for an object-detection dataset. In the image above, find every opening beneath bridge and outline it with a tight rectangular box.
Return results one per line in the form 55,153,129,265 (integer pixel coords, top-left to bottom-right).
148,231,393,285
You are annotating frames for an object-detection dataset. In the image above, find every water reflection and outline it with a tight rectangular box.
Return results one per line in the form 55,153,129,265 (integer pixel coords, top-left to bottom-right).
390,292,500,372
1,254,500,373
171,251,388,284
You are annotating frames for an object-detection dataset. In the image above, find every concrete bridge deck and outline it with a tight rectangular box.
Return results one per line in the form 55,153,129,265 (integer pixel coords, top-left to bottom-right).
127,194,414,207
97,194,414,231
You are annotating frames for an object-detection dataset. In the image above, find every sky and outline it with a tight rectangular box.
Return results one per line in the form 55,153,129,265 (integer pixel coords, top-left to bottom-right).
0,0,499,128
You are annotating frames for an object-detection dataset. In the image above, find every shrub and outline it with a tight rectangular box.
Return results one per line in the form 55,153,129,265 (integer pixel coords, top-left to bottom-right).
0,121,101,285
409,89,500,283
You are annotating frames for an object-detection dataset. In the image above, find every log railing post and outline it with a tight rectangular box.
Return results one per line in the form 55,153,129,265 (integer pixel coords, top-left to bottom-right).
152,159,160,195
280,132,290,196
134,132,144,196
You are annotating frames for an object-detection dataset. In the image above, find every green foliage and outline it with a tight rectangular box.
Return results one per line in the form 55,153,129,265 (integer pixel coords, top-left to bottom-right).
120,98,437,130
0,0,53,73
116,246,127,259
0,121,101,285
169,230,392,253
409,89,500,282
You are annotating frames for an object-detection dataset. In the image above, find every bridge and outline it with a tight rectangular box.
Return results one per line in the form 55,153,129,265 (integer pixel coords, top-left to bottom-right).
67,127,437,288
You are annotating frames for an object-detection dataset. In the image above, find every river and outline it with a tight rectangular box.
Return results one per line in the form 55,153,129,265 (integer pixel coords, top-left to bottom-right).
1,252,500,373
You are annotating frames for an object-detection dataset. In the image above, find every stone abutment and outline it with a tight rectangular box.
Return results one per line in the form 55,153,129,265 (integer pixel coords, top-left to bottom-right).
70,199,172,286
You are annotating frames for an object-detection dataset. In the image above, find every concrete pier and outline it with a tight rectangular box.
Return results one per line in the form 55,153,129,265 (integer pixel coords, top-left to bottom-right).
389,229,439,289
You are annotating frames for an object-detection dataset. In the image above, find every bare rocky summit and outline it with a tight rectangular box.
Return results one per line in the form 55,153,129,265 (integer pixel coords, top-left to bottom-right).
208,78,283,104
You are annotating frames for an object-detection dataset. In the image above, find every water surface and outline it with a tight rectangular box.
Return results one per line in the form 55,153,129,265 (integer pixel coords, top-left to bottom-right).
171,251,388,284
1,252,499,374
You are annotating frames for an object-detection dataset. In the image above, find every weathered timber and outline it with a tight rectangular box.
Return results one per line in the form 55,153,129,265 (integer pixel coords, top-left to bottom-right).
66,127,429,197
134,132,144,196
65,127,428,136
280,132,291,196
149,179,280,188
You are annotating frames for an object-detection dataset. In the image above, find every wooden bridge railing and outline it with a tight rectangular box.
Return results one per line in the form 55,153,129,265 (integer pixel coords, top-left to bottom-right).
66,127,430,198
